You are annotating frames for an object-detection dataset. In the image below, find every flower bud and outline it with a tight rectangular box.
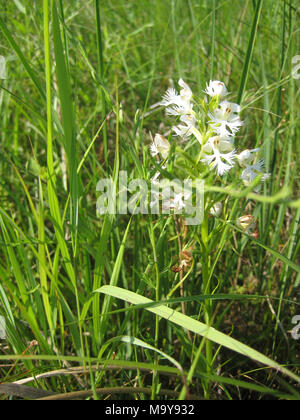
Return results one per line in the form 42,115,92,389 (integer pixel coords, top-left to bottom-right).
237,148,260,167
236,215,255,232
209,202,223,217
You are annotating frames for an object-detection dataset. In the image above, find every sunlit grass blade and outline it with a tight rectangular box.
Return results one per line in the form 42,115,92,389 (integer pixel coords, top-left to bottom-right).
38,180,54,341
97,285,300,385
52,0,79,256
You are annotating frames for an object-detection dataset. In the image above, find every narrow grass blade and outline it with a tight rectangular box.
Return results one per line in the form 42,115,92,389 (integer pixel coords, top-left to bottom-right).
237,0,263,103
99,217,133,341
38,180,54,340
94,0,108,166
52,0,79,255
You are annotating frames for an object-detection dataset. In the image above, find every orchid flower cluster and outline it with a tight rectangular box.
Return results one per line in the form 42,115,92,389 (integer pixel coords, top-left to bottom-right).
149,78,270,224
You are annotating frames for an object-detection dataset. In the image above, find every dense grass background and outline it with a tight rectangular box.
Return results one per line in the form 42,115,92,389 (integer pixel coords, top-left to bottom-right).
0,0,299,400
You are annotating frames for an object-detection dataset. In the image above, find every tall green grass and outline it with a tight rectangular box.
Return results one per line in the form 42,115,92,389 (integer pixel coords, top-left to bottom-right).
0,0,299,400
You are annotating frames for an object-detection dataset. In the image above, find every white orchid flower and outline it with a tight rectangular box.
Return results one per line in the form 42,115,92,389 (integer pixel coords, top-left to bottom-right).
240,159,271,186
150,134,170,160
172,114,202,144
202,136,236,176
209,101,243,137
160,78,194,116
204,80,228,98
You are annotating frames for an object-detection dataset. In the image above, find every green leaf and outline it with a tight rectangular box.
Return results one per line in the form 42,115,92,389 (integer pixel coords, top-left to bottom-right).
96,285,300,384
